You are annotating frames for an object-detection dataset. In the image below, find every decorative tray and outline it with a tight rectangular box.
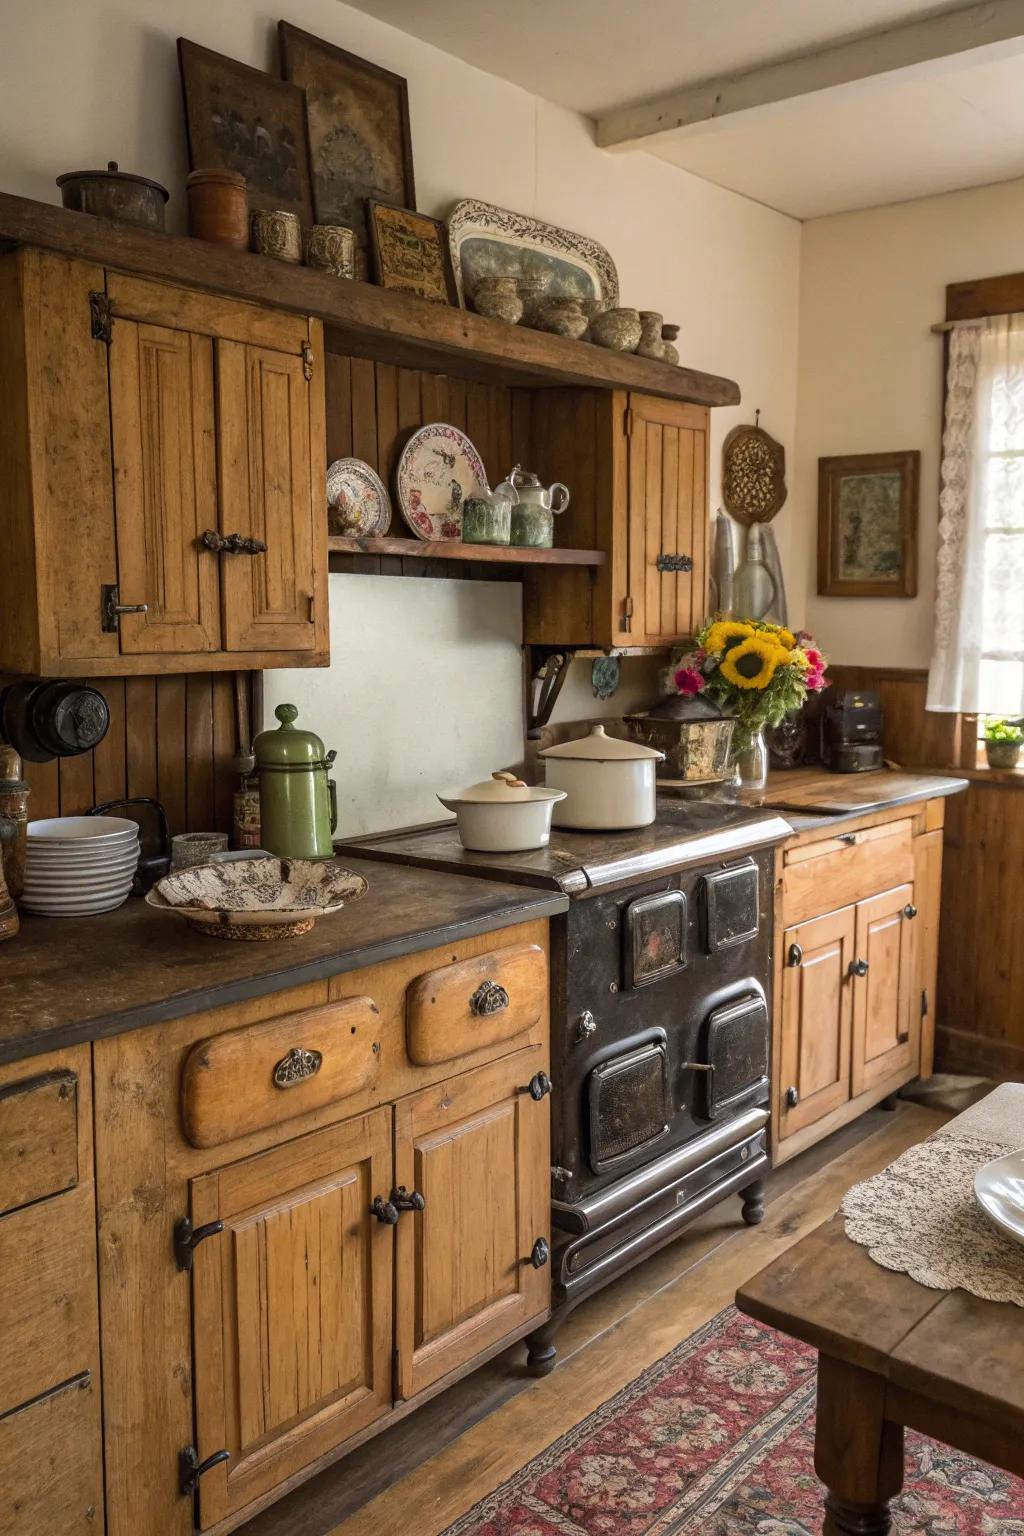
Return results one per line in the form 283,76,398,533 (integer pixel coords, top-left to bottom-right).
447,197,619,310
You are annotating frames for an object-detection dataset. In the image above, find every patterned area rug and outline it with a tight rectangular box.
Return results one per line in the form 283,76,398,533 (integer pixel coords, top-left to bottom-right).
444,1308,1024,1535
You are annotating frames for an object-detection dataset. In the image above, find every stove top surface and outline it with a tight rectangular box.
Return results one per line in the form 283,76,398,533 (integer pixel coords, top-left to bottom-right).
344,798,793,895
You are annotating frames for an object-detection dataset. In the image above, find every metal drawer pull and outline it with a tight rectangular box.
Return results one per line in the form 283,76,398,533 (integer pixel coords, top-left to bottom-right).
528,1237,550,1269
520,1071,552,1101
273,1045,323,1088
370,1195,399,1225
173,1216,224,1272
575,1009,597,1042
200,529,268,555
681,1061,714,1078
470,979,509,1017
848,958,869,978
787,942,803,967
785,1085,800,1108
390,1186,426,1213
179,1446,230,1497
656,552,694,573
903,903,918,919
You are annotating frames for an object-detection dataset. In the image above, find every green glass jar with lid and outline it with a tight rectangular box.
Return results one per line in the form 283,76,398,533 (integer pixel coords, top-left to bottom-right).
253,703,338,859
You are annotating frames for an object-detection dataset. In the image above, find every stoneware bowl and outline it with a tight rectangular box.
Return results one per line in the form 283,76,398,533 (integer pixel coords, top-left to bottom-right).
146,856,368,941
589,307,642,352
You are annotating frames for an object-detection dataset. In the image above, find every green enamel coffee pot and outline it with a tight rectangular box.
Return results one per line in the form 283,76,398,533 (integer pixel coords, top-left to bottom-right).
253,704,337,859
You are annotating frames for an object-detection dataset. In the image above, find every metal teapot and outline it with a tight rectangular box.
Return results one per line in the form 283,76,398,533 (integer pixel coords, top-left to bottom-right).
253,704,337,859
507,465,570,549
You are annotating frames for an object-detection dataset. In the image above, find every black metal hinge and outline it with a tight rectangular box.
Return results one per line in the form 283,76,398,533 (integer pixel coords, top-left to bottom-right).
656,553,694,573
179,1445,230,1497
89,291,113,345
302,340,314,380
173,1215,224,1272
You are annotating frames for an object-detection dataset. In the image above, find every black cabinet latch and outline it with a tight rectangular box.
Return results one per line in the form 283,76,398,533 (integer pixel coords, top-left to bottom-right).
173,1216,224,1272
520,1072,552,1101
179,1445,230,1497
528,1237,550,1269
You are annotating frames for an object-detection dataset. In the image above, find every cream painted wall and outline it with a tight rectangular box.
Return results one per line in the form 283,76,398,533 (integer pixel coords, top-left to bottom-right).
793,176,1024,668
0,0,800,825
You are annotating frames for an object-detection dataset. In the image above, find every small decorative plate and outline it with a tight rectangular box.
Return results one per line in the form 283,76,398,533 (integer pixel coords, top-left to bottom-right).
974,1148,1024,1248
326,458,391,537
146,856,368,942
395,423,488,541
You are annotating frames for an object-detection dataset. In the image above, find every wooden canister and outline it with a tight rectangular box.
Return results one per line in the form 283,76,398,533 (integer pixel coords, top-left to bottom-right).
186,169,248,251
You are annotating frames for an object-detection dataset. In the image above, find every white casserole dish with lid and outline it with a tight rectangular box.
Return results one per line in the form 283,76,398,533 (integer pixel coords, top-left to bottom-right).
540,724,664,830
438,771,566,852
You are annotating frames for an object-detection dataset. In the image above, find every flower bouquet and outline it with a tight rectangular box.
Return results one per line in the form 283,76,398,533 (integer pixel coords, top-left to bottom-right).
673,618,829,769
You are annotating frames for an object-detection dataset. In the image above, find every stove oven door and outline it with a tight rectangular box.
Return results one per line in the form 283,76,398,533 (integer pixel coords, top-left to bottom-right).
691,992,770,1123
586,1035,671,1176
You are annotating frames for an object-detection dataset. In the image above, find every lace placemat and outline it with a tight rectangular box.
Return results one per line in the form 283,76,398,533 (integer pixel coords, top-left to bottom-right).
842,1084,1024,1307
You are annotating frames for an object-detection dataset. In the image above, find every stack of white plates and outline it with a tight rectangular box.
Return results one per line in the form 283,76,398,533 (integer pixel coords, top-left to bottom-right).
22,816,140,917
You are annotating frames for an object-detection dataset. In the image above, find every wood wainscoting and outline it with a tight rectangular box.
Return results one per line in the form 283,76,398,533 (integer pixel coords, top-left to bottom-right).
828,664,1024,1081
14,672,242,836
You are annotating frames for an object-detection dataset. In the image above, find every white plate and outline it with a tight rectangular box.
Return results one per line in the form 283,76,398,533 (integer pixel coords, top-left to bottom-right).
24,874,136,893
28,816,140,844
327,457,391,537
21,893,132,916
27,844,138,862
975,1148,1024,1247
395,423,488,541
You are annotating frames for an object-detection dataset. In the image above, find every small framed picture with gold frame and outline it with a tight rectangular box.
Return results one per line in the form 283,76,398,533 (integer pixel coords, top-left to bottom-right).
366,201,459,306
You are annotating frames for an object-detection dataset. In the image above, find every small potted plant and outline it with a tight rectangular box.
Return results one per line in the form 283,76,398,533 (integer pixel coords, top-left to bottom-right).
983,717,1024,770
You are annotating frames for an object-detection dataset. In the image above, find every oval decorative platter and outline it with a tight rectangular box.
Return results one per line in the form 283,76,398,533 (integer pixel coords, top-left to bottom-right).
447,198,619,311
146,857,368,942
326,457,392,536
975,1148,1024,1248
395,422,488,540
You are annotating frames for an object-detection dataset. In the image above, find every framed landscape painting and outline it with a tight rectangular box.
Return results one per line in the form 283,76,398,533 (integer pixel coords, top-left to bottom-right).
279,22,416,279
178,39,314,225
817,450,919,597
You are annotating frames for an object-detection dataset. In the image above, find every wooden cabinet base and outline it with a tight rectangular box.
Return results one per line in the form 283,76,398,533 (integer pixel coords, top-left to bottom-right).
772,1063,920,1166
0,1375,104,1535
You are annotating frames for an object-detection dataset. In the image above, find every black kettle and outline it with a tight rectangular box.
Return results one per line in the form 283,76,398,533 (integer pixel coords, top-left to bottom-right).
0,679,110,763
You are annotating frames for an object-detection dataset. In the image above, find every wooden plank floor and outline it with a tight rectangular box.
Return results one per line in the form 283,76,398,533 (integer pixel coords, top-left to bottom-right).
245,1100,948,1536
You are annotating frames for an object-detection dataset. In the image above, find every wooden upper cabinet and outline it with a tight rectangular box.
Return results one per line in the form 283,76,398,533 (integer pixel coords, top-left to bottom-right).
393,1048,550,1401
189,1110,394,1529
0,250,327,676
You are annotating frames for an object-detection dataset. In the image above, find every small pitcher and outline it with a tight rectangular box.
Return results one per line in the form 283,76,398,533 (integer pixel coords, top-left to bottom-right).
507,466,570,549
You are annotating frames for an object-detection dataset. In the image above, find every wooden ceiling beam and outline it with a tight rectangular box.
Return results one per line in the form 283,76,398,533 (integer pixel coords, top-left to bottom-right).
596,0,1024,151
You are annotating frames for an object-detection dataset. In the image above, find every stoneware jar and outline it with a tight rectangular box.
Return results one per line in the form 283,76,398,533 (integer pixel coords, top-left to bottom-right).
186,169,248,250
532,296,589,340
637,310,666,359
250,209,302,264
470,275,523,325
661,322,681,365
540,725,665,831
515,275,552,327
306,223,355,278
589,307,642,352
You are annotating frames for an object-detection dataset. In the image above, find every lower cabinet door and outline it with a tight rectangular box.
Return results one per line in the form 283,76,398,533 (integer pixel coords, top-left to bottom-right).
394,1047,551,1402
190,1110,394,1528
778,906,855,1140
851,883,918,1096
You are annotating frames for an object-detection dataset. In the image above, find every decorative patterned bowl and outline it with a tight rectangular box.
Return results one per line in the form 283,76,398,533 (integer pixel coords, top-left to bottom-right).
145,856,368,941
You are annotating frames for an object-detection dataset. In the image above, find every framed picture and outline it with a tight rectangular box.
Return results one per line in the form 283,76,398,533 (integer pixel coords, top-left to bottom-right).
279,22,416,279
367,201,457,306
817,450,919,598
178,39,314,226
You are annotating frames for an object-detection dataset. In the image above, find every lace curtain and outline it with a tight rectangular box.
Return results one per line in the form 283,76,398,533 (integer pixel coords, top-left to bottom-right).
928,313,1024,715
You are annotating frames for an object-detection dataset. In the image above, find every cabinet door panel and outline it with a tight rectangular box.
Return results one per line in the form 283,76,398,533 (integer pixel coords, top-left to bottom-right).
623,395,708,645
395,1047,550,1401
779,906,855,1140
218,340,317,654
190,1110,393,1528
109,321,220,653
851,884,917,1096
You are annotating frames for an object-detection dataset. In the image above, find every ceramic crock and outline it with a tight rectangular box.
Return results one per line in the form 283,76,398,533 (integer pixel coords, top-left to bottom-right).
253,704,337,859
540,725,664,830
438,771,566,852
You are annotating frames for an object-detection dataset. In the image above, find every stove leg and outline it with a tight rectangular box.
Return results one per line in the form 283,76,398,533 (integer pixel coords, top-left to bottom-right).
739,1177,766,1226
525,1318,559,1376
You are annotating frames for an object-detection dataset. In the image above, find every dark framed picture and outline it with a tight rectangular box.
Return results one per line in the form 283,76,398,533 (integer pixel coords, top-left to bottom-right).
817,450,919,598
279,22,416,279
367,201,458,306
178,39,314,226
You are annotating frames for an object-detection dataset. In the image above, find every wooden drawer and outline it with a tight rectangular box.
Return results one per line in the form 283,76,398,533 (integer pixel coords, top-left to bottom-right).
782,819,914,927
0,1068,79,1216
406,943,547,1067
181,995,382,1148
0,1184,98,1416
0,1373,104,1533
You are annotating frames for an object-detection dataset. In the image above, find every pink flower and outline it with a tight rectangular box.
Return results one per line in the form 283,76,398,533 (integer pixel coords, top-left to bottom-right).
806,666,827,692
674,666,706,696
803,647,823,669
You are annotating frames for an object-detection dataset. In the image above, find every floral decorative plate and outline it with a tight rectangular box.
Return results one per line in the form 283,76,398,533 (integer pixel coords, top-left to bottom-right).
326,458,391,537
145,857,368,941
447,198,619,310
395,423,488,541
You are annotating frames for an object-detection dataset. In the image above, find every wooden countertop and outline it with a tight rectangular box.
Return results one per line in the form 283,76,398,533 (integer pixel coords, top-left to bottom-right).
740,767,968,831
0,857,568,1067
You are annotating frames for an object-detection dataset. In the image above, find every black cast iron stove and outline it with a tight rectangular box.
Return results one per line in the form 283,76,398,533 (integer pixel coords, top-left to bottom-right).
342,798,792,1373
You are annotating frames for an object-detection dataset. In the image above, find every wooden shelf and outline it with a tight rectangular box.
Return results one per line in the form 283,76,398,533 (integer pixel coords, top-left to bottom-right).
0,193,739,407
328,535,605,565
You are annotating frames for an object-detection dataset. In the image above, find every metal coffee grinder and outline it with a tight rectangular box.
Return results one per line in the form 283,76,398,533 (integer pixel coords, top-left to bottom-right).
252,704,338,858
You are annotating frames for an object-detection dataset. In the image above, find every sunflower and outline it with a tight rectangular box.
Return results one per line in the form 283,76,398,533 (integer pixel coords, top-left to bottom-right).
703,620,753,655
765,625,796,650
719,635,783,690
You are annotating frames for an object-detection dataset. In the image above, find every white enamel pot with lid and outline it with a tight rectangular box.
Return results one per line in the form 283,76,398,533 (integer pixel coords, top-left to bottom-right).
438,771,566,852
541,725,665,830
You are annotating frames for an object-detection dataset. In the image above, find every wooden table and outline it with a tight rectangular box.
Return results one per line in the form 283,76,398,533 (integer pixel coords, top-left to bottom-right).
737,1209,1024,1534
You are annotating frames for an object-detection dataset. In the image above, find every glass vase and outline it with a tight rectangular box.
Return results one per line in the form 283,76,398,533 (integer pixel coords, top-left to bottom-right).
732,727,769,792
